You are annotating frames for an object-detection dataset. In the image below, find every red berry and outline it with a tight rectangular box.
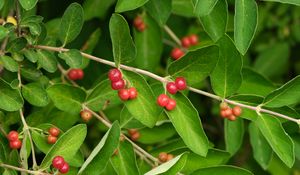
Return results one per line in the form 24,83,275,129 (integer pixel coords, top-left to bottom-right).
175,77,187,90
137,22,146,32
59,162,69,174
157,94,169,107
128,129,138,135
9,139,22,149
52,156,65,169
166,82,178,94
181,37,191,48
108,69,122,82
167,154,174,161
128,87,138,99
220,110,228,118
76,69,84,80
220,102,228,110
165,99,176,111
80,110,93,122
47,135,57,144
49,127,60,137
133,16,143,28
67,69,78,80
227,115,237,121
189,34,198,45
158,152,168,162
111,79,125,90
170,48,184,60
223,108,233,118
232,106,242,117
131,132,140,141
118,89,130,101
7,131,19,141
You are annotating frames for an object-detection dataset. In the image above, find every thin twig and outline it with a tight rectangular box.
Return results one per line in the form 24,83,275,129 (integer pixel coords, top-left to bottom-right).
0,163,51,175
57,64,78,87
33,45,300,124
163,25,181,46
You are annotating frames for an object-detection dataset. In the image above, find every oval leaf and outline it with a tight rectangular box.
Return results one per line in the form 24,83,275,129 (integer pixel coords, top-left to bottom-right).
59,3,84,46
261,0,300,6
145,0,172,25
256,114,295,167
210,35,242,97
0,55,18,72
224,118,244,155
194,0,219,17
18,0,38,10
115,0,149,12
0,79,24,111
166,93,209,156
40,124,87,169
191,165,254,175
58,49,83,68
36,50,57,73
22,82,49,107
47,84,86,114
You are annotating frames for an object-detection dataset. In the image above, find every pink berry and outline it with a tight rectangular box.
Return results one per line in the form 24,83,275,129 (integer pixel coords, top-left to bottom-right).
232,106,242,117
166,82,178,94
59,162,69,174
157,94,169,107
181,37,191,48
165,99,176,111
111,79,125,90
76,69,84,80
7,131,19,141
189,34,198,45
128,87,138,99
118,89,130,101
52,156,65,169
175,77,187,90
9,139,22,149
170,48,184,60
108,69,122,82
49,127,60,137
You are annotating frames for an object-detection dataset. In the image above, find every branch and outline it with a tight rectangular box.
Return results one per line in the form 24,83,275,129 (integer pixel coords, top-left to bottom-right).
34,45,300,124
0,163,51,175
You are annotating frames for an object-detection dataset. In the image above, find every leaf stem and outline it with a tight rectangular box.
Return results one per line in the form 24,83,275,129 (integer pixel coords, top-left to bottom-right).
34,45,300,124
0,163,51,175
163,25,181,46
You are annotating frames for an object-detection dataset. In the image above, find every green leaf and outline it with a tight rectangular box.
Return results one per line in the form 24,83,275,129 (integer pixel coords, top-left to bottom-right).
137,123,176,144
234,0,258,55
47,84,86,114
0,26,9,41
123,71,161,128
23,49,39,63
0,55,18,72
0,0,4,10
249,122,272,169
254,43,290,78
224,118,244,155
40,124,87,169
144,153,188,175
190,165,254,175
20,66,43,81
262,75,300,108
237,68,275,97
59,3,84,46
22,82,49,107
168,45,219,86
83,0,116,20
58,49,83,68
199,0,228,42
7,37,27,52
78,122,120,175
86,79,120,111
0,79,24,111
193,0,218,17
36,50,57,73
182,149,230,174
109,14,136,66
145,0,172,25
133,14,163,72
166,93,209,156
261,0,300,6
172,0,195,17
111,140,140,175
256,115,295,167
115,0,149,12
18,0,38,10
210,35,242,97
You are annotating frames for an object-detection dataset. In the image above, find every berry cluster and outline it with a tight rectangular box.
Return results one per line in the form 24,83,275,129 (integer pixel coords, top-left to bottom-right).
80,109,92,122
133,16,146,32
219,103,242,121
67,68,84,80
157,94,176,111
166,77,187,94
52,156,69,174
7,131,22,149
170,34,199,60
158,152,174,162
128,129,140,141
108,68,138,101
47,127,60,144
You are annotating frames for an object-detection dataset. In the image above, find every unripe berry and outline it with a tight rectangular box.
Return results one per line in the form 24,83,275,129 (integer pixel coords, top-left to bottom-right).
158,152,168,162
181,37,191,48
189,34,199,45
108,68,122,82
76,69,84,80
220,102,229,110
128,87,138,99
175,77,187,90
232,106,242,117
52,156,65,169
47,135,57,144
167,154,174,161
166,82,178,94
120,135,125,142
131,132,140,141
9,139,22,149
7,131,19,141
67,69,78,80
165,99,176,111
170,48,184,60
157,94,169,107
49,127,60,137
59,162,69,174
133,16,143,28
128,129,138,135
111,79,125,90
118,89,130,101
80,110,93,122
